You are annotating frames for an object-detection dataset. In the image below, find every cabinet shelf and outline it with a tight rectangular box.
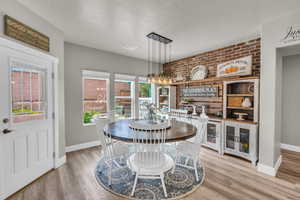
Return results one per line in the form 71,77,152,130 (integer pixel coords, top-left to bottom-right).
227,106,254,110
225,118,257,125
170,76,258,85
224,79,259,123
227,94,254,97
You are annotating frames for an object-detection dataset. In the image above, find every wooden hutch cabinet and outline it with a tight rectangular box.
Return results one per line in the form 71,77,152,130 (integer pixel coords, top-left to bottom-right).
167,76,260,165
223,78,259,165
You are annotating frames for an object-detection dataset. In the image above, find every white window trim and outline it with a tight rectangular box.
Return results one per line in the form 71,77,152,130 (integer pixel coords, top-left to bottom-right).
114,79,135,119
82,70,110,79
82,70,110,125
81,72,155,124
137,80,153,119
115,73,136,81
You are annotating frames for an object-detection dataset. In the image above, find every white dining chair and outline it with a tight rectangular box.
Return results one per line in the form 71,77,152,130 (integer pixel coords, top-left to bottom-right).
94,117,129,186
172,113,208,182
128,128,173,197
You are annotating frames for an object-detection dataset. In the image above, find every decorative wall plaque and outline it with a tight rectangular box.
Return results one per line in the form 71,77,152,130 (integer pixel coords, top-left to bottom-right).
217,56,252,77
181,86,218,97
174,72,184,82
190,65,207,80
4,15,50,52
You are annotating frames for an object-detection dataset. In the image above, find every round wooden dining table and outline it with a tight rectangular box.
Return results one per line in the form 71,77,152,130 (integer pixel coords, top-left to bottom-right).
103,119,197,143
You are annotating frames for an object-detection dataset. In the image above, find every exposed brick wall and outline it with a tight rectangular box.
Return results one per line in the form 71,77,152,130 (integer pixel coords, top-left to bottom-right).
164,38,260,79
163,38,261,115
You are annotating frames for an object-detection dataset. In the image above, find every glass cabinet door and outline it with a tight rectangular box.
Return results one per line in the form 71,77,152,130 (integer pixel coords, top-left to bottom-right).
226,126,236,150
239,128,250,154
207,123,217,144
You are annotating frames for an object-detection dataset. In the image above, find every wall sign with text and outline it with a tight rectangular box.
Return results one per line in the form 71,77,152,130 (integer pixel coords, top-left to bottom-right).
217,56,252,77
4,15,50,52
181,86,218,97
282,26,300,44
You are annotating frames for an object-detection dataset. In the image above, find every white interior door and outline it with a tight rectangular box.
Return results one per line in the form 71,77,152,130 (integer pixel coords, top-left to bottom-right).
0,39,55,200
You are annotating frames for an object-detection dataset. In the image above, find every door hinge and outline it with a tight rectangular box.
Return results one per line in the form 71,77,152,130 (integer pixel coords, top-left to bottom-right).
52,72,55,79
53,152,56,158
52,112,55,119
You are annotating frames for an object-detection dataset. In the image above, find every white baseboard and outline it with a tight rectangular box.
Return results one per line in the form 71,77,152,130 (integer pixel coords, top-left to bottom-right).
55,155,66,168
281,143,300,152
257,155,282,176
66,140,100,153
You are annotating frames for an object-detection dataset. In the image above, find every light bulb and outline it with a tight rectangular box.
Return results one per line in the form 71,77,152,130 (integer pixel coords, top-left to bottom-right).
163,78,168,84
152,77,156,83
156,77,160,84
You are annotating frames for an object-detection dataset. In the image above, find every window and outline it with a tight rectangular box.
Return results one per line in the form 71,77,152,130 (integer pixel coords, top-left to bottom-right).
82,71,109,124
114,74,135,120
11,66,46,123
114,80,133,119
138,81,152,119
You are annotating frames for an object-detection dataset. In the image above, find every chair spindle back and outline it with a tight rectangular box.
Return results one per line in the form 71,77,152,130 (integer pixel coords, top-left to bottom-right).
131,127,167,167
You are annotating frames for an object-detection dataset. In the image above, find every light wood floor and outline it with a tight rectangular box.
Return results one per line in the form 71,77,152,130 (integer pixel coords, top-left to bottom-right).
7,147,300,200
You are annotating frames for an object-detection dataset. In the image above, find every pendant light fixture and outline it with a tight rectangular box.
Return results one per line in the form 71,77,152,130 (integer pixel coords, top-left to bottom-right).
146,32,173,85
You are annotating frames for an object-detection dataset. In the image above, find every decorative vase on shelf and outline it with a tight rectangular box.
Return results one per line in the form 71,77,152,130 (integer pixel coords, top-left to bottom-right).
241,97,252,108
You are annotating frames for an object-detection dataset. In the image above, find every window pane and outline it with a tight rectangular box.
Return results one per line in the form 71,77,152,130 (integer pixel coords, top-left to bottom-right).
115,98,132,119
11,67,46,123
115,81,131,97
138,82,152,119
138,83,151,98
114,80,132,120
138,98,152,119
83,78,107,124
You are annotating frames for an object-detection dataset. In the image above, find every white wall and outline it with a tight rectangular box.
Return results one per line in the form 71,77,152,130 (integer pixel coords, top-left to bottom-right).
64,42,159,147
282,54,300,147
0,0,66,157
259,9,300,172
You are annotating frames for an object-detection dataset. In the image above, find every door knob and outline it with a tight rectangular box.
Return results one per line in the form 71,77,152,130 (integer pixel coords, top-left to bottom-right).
3,128,13,134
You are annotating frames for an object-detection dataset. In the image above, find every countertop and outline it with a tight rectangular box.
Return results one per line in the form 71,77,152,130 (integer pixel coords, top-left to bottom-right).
169,113,258,125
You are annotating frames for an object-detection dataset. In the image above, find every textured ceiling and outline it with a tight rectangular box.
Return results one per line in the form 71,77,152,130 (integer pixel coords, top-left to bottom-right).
18,0,300,61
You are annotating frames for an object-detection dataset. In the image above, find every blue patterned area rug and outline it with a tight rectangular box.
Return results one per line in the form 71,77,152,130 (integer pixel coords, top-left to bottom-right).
95,146,205,200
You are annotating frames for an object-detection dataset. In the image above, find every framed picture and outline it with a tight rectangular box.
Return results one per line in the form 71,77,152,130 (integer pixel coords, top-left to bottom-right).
217,56,252,77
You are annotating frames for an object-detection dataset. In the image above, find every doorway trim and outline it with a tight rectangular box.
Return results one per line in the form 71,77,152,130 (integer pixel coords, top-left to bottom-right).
259,39,300,177
0,36,62,169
